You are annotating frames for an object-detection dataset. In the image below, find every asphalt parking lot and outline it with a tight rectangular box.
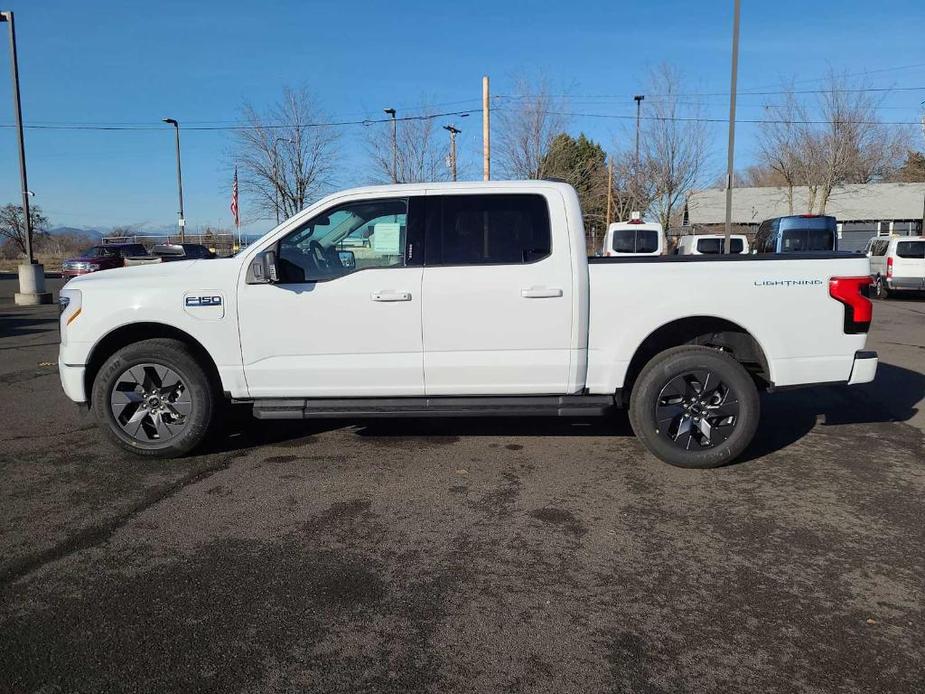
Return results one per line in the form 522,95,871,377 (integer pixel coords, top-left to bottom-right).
0,292,923,693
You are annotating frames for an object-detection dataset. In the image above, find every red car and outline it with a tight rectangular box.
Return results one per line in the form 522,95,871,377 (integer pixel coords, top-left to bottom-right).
61,243,149,279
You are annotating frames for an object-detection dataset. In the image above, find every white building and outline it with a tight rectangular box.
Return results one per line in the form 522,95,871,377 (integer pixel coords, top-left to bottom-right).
685,182,925,252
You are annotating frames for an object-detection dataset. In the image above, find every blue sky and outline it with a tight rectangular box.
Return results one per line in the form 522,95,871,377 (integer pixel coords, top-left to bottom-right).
1,0,923,236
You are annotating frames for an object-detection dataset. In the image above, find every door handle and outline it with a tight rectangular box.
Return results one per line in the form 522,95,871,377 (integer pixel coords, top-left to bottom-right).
371,290,412,302
521,287,563,299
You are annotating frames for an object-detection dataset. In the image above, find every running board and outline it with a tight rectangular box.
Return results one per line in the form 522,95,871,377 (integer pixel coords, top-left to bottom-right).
251,395,616,420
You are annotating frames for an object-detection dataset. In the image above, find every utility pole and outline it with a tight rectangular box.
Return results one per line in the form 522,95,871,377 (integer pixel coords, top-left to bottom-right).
384,107,397,183
162,118,185,241
2,11,50,305
606,159,614,227
443,124,461,181
482,75,490,181
723,0,741,254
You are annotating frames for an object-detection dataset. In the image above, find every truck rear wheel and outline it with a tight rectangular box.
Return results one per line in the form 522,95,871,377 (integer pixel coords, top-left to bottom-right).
628,346,759,469
91,338,215,458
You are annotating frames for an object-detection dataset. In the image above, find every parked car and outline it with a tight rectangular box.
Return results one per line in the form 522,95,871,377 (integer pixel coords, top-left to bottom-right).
675,234,749,255
61,244,149,279
602,218,664,257
152,243,216,261
866,236,925,298
754,214,837,253
58,181,876,469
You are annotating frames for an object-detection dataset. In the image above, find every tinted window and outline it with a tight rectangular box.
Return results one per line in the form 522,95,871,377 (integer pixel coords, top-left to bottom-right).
696,238,744,254
118,244,147,258
896,241,925,259
780,228,835,252
613,229,658,253
278,198,411,282
428,194,551,265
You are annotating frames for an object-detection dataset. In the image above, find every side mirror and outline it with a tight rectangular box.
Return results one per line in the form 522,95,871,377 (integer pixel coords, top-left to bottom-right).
248,250,279,284
338,250,356,270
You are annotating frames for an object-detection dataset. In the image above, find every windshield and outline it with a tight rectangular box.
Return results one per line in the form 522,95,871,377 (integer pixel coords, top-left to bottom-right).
697,238,744,254
613,229,659,253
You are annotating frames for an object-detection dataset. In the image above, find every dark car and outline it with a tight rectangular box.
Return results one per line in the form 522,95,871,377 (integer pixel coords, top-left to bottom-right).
61,243,148,278
151,243,216,261
754,215,838,253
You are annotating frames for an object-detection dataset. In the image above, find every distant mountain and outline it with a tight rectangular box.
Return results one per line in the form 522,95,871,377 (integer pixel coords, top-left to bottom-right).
47,226,105,239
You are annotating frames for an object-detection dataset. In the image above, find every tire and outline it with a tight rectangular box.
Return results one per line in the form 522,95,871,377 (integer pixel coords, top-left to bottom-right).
874,276,891,300
628,345,759,469
91,338,216,458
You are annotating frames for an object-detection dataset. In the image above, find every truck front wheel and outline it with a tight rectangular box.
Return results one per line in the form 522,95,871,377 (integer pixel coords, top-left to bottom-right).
91,338,216,458
628,346,759,468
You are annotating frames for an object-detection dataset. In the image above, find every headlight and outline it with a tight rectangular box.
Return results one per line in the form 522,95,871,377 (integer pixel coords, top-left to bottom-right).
59,289,82,340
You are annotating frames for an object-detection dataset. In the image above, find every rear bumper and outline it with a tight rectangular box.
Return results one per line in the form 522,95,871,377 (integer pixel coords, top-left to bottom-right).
848,350,878,385
58,357,87,403
887,277,925,291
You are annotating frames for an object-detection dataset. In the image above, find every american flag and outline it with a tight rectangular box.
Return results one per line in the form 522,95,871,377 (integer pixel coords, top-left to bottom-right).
230,167,239,227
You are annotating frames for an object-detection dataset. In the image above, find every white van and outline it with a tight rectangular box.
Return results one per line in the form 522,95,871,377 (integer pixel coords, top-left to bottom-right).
866,236,925,298
675,234,749,255
602,219,665,257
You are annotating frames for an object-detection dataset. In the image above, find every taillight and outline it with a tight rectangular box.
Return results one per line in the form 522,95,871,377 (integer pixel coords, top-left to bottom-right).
886,256,893,278
829,276,872,334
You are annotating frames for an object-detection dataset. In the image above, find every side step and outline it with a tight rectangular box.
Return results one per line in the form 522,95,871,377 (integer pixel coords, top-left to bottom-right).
252,395,616,420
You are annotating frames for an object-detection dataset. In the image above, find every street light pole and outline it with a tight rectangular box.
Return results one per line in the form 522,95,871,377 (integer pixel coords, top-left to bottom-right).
633,94,644,166
2,11,50,305
384,107,397,183
1,11,32,264
723,0,741,254
443,124,460,181
162,117,185,241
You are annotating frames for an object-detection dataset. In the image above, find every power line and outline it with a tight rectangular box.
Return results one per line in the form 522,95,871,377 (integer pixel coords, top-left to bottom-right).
0,108,480,132
494,85,925,100
535,109,922,126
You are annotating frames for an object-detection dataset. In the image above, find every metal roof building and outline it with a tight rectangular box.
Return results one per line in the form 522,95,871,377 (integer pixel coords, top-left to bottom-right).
685,182,925,251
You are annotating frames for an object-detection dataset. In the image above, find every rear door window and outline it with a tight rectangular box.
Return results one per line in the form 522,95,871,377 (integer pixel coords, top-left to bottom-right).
613,229,658,253
781,228,835,252
694,238,744,254
426,194,551,265
896,241,925,259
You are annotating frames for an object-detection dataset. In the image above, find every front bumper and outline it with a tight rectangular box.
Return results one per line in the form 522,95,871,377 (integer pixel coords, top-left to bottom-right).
848,350,878,385
58,356,87,403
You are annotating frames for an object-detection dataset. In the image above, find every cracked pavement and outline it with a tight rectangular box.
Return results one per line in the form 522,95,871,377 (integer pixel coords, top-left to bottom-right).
0,294,923,693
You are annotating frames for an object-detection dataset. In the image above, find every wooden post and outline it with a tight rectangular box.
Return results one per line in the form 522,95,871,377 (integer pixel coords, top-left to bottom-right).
482,75,490,181
606,159,614,227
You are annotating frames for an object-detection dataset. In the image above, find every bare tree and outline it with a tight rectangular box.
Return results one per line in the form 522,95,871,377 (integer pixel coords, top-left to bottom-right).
641,64,708,229
366,106,451,183
231,86,339,222
0,203,48,256
495,77,569,179
757,71,912,213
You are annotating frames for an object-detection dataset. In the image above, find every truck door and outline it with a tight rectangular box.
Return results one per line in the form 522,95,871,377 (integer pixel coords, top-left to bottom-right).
421,192,574,395
238,196,425,397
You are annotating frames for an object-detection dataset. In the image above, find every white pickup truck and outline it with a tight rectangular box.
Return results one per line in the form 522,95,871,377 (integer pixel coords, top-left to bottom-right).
58,181,877,468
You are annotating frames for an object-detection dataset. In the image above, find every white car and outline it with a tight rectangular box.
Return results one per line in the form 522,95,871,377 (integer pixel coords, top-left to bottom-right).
866,236,925,298
602,219,664,257
58,181,877,468
675,234,749,255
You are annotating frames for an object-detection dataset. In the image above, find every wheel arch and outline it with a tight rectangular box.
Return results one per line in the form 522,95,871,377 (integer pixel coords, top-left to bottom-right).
84,322,223,405
620,316,770,406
